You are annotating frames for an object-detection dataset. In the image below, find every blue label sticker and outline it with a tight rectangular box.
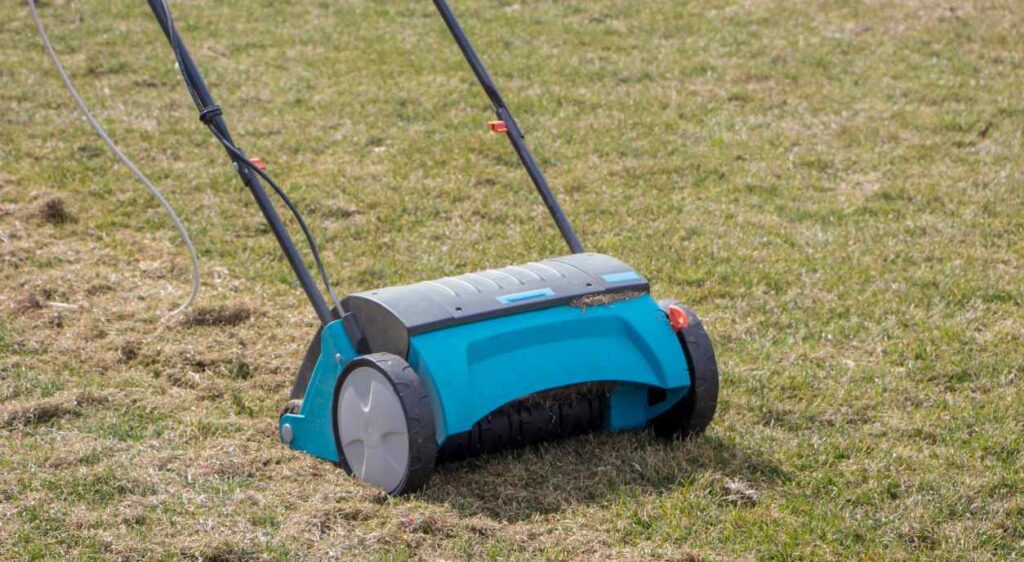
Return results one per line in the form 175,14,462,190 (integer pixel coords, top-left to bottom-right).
496,288,555,304
602,271,641,283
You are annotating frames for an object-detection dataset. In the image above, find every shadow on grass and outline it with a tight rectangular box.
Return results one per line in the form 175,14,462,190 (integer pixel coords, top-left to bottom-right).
421,430,786,523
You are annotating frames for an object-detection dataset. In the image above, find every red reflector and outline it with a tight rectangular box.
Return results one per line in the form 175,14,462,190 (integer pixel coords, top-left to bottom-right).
668,305,690,332
249,157,267,171
488,120,508,134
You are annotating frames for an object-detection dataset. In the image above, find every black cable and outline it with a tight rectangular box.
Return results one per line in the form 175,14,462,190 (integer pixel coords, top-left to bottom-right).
156,0,342,312
205,125,342,309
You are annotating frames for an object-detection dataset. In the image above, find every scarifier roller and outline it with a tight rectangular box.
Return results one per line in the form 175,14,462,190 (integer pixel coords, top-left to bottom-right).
144,0,720,494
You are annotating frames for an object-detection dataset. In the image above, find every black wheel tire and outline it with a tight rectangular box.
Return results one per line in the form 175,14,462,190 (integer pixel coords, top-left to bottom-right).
331,353,436,495
651,301,720,438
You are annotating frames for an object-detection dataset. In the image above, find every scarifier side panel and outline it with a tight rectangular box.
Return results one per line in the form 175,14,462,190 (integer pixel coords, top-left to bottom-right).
406,295,690,443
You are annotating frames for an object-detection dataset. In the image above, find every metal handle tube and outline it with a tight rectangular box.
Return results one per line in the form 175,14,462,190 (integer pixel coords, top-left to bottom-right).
432,0,584,254
146,0,334,324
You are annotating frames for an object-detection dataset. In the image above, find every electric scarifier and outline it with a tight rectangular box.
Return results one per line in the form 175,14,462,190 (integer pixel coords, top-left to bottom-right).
106,0,720,494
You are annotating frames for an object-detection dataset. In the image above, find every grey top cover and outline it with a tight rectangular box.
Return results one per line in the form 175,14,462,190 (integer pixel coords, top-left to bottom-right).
343,253,649,358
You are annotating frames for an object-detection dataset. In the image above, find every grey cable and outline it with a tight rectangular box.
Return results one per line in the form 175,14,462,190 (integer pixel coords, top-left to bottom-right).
28,0,200,318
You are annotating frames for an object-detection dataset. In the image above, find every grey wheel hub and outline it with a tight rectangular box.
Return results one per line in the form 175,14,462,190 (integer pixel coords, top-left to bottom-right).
336,366,410,492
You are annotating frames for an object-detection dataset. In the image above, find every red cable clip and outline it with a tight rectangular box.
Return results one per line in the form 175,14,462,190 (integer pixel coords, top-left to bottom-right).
488,120,508,134
249,157,267,171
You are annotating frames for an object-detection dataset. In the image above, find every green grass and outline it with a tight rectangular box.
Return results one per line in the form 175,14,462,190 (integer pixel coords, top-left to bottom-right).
2,0,1023,559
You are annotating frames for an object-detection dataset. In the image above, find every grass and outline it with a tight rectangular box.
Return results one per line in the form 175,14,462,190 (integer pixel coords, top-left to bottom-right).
1,0,1022,559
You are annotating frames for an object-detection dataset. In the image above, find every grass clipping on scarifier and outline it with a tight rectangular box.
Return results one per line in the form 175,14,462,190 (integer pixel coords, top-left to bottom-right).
569,290,646,311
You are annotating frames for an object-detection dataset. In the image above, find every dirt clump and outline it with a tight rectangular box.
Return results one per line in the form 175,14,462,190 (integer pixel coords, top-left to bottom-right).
16,292,45,312
0,391,112,429
181,304,253,327
34,197,75,225
117,340,141,364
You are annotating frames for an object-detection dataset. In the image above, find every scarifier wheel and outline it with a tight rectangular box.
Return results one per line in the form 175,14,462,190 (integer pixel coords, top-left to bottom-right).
332,353,436,495
651,300,720,438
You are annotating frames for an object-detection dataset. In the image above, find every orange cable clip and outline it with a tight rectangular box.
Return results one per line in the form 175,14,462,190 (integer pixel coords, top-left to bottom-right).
488,120,508,134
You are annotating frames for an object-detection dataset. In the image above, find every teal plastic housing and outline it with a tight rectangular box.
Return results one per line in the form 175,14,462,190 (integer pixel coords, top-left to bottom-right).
279,294,690,463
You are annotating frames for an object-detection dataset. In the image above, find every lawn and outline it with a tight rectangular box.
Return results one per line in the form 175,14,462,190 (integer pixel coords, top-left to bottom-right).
1,0,1022,559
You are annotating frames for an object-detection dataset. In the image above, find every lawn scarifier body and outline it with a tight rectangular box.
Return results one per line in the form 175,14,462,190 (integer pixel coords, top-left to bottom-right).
145,0,719,495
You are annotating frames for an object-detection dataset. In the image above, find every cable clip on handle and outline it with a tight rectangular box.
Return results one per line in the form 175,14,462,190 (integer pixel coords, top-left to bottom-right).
198,104,222,124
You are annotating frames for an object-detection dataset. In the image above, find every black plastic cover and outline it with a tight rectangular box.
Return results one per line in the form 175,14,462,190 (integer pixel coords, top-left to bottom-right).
343,253,649,358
